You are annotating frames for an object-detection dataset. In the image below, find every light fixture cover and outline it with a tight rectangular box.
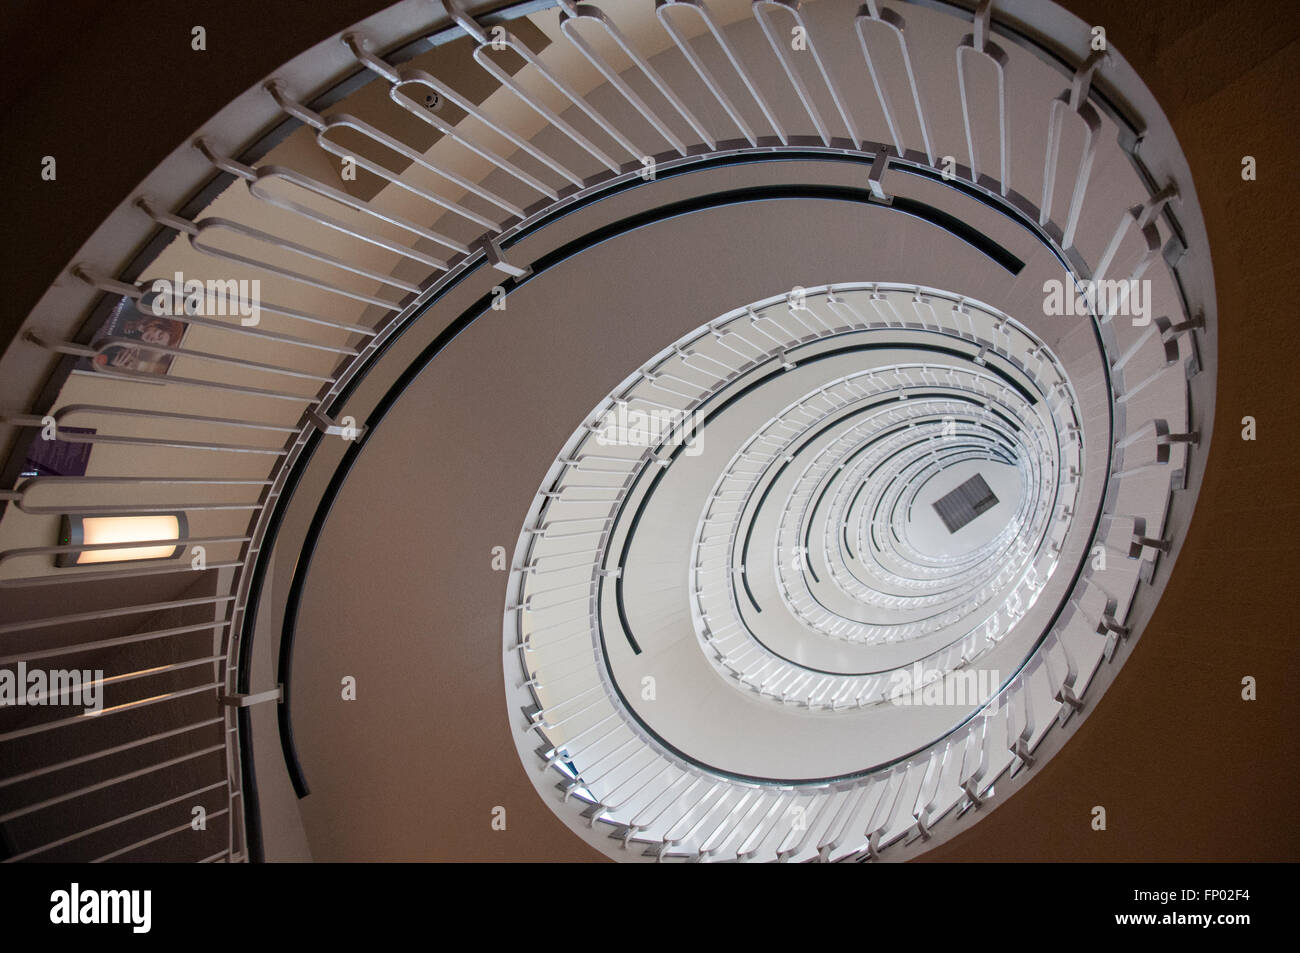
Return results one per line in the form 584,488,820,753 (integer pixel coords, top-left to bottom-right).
57,512,188,567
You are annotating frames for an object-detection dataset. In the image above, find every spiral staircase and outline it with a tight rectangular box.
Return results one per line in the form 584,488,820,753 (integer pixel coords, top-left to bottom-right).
0,0,1215,862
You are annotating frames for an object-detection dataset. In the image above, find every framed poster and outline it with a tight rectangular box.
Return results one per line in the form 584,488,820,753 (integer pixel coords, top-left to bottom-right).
82,296,188,376
20,426,95,478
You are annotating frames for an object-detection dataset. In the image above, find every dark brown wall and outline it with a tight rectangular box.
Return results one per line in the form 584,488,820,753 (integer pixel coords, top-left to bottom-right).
1,0,1296,861
0,0,398,343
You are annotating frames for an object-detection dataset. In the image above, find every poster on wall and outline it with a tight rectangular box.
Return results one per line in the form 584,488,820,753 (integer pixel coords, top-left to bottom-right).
79,296,188,376
20,426,95,478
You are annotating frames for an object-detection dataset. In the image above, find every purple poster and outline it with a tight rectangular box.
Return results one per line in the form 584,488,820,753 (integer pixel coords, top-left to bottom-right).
21,427,95,478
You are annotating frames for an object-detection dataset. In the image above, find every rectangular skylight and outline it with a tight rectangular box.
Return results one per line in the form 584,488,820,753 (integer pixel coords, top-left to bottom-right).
933,474,999,533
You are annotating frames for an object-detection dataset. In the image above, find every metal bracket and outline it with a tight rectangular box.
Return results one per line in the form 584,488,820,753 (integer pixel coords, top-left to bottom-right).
1153,419,1199,463
265,80,326,130
72,263,143,300
220,685,283,708
23,330,95,359
1096,599,1130,661
441,0,490,45
473,236,531,278
1054,683,1085,723
867,146,892,204
1127,517,1170,558
1155,312,1204,378
1135,181,1179,230
307,407,367,440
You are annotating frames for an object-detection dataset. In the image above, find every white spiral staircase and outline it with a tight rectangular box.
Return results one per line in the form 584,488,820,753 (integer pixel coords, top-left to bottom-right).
0,0,1214,862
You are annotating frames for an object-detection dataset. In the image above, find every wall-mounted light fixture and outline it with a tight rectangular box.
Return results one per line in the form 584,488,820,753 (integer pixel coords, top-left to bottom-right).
56,512,188,567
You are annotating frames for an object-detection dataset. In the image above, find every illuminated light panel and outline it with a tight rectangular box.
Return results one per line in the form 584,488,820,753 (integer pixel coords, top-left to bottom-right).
58,513,186,566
